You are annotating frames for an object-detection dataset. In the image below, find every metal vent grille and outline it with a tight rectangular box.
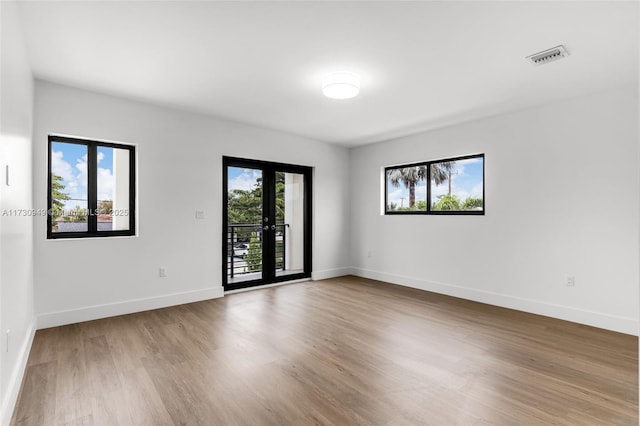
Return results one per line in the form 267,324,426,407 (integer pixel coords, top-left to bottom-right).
526,45,568,66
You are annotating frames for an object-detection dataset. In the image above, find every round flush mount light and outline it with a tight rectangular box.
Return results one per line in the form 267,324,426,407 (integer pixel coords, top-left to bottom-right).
322,71,360,99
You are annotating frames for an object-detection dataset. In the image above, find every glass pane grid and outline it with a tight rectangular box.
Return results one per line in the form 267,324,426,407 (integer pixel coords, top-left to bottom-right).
49,137,134,238
225,163,308,286
385,155,484,214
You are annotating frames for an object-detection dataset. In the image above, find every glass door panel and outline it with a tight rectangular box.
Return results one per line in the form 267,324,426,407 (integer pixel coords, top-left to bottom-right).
223,158,311,291
275,171,305,278
226,166,264,285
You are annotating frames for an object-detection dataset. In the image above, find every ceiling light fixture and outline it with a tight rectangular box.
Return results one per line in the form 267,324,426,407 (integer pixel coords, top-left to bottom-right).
322,71,360,99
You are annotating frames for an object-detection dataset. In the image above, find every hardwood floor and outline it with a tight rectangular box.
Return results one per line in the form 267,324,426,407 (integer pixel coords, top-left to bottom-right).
11,276,638,425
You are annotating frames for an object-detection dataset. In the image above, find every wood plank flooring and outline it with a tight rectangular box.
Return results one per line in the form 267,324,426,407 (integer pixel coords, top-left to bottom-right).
11,276,638,425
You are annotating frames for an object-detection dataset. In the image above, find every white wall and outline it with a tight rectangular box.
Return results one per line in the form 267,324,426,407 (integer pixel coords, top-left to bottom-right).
0,2,36,424
349,86,639,335
33,81,350,327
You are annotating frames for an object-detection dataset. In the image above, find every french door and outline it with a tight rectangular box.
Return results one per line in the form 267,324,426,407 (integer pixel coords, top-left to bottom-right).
223,157,312,291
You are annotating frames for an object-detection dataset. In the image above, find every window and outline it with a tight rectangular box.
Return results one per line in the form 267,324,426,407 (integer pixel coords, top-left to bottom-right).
385,154,484,215
48,135,136,238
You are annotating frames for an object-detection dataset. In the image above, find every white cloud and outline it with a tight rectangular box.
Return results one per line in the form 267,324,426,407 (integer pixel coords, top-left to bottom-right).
441,157,479,179
51,150,87,209
460,157,481,165
51,150,74,182
76,154,88,189
432,176,483,202
387,188,404,206
51,153,89,209
97,167,114,201
52,149,122,210
229,169,262,191
469,182,484,198
432,181,449,199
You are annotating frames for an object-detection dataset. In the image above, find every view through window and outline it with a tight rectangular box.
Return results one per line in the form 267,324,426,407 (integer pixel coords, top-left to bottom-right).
385,154,484,214
48,136,135,238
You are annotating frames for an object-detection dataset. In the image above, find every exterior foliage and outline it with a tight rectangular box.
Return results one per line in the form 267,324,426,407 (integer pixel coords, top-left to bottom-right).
51,173,70,230
386,158,483,213
246,233,262,272
228,172,288,273
387,166,426,208
462,196,483,210
432,194,461,211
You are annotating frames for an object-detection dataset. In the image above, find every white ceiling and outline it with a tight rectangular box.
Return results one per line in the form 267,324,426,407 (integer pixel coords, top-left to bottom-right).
16,1,639,147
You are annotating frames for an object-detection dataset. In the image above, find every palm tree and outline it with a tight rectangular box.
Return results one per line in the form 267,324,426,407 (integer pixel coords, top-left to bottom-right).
388,166,426,208
431,161,456,195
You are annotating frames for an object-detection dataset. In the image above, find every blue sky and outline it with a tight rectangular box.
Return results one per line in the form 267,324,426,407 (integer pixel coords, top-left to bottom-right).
387,157,483,207
51,142,116,209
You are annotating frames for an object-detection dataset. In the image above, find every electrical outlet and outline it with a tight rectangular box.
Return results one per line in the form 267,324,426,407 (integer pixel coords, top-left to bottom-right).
159,267,167,278
565,275,575,287
367,251,373,259
195,210,205,220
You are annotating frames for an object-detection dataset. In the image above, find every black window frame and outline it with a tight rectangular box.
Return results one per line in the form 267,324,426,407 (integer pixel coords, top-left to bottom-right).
384,153,485,216
47,135,136,239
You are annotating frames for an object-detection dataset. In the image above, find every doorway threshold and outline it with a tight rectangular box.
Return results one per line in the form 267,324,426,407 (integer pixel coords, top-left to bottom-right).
224,278,311,295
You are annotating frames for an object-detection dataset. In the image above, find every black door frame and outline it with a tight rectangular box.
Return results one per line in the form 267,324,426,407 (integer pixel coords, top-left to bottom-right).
223,156,312,291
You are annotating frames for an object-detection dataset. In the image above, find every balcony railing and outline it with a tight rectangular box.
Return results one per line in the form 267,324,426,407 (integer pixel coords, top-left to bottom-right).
227,223,289,278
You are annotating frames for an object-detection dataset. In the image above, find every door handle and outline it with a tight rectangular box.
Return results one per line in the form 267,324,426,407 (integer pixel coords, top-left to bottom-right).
271,225,276,231
263,225,269,231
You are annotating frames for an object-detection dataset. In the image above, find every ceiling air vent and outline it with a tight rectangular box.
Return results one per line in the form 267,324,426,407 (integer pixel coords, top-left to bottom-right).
526,45,568,66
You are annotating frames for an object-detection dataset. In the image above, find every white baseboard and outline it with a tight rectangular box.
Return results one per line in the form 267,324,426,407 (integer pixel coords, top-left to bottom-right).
351,268,638,336
1,320,36,426
37,286,225,329
312,267,352,281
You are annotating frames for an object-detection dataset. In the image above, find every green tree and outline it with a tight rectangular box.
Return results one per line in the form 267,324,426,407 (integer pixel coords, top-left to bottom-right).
276,240,284,270
98,199,113,214
462,196,483,210
432,194,462,211
245,232,262,272
228,173,290,244
275,172,285,223
228,189,262,225
51,174,70,231
70,205,88,222
228,178,263,243
387,166,426,208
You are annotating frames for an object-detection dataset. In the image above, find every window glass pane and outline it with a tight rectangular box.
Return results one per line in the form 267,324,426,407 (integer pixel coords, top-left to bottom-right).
227,166,263,283
97,146,130,231
430,157,484,211
276,171,304,278
386,165,427,212
48,136,135,238
50,142,88,233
